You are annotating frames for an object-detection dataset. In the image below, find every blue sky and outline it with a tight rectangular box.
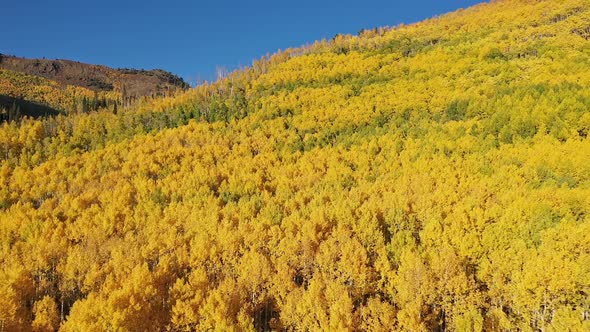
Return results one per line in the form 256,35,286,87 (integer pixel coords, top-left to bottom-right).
2,0,484,84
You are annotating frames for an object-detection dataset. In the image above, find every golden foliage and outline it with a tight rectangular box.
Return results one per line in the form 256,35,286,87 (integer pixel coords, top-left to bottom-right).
1,0,590,331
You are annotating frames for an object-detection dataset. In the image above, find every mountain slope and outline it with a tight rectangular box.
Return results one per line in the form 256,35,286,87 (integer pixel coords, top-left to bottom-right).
0,54,189,119
0,54,189,98
0,68,122,118
1,0,590,331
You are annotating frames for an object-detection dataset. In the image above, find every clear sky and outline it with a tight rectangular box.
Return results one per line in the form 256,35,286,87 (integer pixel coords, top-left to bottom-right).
2,0,484,84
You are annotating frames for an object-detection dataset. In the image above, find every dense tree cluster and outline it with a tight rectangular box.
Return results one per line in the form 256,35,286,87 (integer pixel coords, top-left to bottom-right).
0,69,121,117
1,0,590,331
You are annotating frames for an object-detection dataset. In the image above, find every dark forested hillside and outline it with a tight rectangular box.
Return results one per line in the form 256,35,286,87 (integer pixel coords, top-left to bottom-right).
1,0,589,331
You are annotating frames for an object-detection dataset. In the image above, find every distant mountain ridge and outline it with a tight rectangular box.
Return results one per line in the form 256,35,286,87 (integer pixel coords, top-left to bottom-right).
0,54,189,98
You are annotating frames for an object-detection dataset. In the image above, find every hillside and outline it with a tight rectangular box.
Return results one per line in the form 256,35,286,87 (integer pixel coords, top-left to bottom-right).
0,68,122,119
0,54,189,119
1,0,590,331
0,54,189,98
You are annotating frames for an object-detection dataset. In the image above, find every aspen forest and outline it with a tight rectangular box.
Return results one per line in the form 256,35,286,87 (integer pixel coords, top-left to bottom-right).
1,0,590,330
